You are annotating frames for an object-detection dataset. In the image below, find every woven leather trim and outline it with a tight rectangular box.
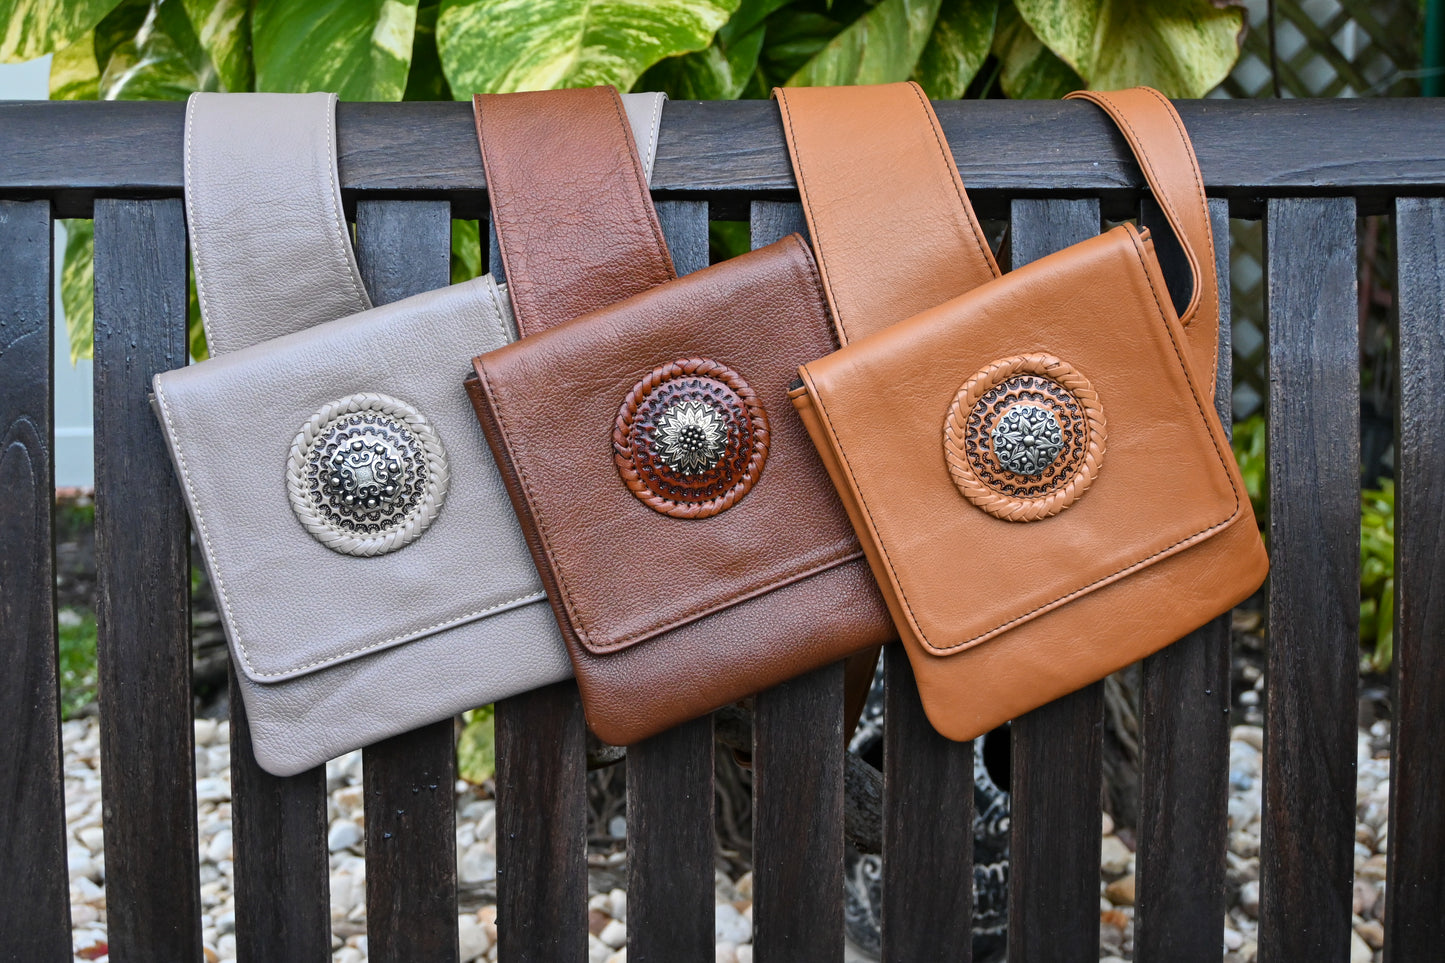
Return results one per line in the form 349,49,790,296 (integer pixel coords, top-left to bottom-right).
613,358,770,520
943,354,1106,522
287,392,449,556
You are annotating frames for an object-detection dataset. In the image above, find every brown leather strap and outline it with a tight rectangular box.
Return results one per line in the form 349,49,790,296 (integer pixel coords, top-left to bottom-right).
1066,88,1221,391
774,82,1001,346
474,87,676,338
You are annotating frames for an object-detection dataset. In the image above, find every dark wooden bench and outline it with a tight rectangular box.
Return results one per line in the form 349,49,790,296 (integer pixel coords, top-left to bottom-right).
2,96,1443,962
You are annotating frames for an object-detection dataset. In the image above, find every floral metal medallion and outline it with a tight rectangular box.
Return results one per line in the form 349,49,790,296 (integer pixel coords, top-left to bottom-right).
287,393,448,556
614,358,769,519
943,354,1106,522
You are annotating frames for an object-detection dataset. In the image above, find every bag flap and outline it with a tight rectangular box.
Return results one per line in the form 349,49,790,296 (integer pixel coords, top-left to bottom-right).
798,226,1247,657
471,237,866,657
153,276,549,684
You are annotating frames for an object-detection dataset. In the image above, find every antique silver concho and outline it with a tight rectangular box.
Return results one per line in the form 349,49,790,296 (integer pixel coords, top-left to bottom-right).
655,400,727,475
991,403,1064,476
287,394,448,556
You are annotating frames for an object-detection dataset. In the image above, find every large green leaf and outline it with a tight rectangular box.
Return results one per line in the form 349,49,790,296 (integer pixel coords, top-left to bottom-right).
181,0,251,91
0,0,123,62
49,38,101,99
785,0,941,87
911,0,998,98
253,0,419,100
100,0,217,101
436,0,738,95
1013,0,1244,98
639,0,786,99
456,705,496,784
404,1,452,100
60,221,93,364
992,1,1082,99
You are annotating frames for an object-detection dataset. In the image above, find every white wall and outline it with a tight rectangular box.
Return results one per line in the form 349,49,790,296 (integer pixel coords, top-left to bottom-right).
1,55,94,487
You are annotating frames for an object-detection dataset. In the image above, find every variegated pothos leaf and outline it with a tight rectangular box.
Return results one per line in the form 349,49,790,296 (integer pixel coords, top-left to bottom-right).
181,0,251,91
785,0,941,87
993,1,1083,99
911,0,999,99
253,0,419,100
0,0,123,62
1013,0,1245,98
435,0,739,94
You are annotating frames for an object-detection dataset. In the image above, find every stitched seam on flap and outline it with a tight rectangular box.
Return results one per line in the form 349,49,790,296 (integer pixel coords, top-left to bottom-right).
476,247,863,654
808,230,1243,656
154,363,546,682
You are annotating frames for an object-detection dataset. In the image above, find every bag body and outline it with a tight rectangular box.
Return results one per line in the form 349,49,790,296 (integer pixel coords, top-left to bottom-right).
152,89,665,774
788,87,1268,741
466,92,900,746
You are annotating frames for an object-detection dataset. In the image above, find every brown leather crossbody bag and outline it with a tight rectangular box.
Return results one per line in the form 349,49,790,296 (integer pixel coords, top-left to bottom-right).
787,87,1269,742
463,87,1006,744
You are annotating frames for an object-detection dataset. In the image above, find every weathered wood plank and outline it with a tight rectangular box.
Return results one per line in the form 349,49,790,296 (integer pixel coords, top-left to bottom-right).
747,199,844,963
1386,196,1445,960
1133,198,1236,962
494,681,588,962
881,645,973,963
624,200,716,963
1006,198,1105,963
2,99,1440,218
229,671,331,962
354,199,460,963
0,199,71,963
1260,196,1359,963
91,198,202,961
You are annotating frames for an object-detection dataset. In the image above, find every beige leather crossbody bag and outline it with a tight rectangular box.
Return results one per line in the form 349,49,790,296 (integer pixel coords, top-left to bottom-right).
152,91,665,774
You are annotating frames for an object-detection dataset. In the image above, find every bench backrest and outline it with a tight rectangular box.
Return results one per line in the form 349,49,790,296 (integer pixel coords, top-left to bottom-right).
1,97,1443,962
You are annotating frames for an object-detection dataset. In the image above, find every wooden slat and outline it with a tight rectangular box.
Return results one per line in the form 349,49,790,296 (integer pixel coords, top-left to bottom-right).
747,199,845,963
1260,196,1359,963
625,200,716,963
354,200,460,963
1006,198,1105,963
1385,196,1445,959
4,99,1445,218
881,646,973,963
494,681,588,962
229,676,331,961
0,199,71,962
1133,198,1235,961
91,198,202,960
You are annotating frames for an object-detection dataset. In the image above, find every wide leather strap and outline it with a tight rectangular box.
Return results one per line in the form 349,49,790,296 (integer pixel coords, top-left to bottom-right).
1066,88,1221,391
475,87,675,338
774,82,1001,346
185,92,373,354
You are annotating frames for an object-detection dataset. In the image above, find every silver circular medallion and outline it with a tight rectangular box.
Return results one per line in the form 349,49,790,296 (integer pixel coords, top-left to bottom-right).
655,400,727,475
990,403,1064,476
287,393,448,557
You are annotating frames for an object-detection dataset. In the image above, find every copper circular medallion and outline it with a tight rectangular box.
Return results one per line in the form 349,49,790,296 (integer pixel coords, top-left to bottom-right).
614,358,769,519
943,354,1106,522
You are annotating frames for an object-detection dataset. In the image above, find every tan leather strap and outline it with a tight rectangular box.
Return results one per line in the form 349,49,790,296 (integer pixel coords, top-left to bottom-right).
475,87,676,338
774,82,1001,346
1066,88,1220,390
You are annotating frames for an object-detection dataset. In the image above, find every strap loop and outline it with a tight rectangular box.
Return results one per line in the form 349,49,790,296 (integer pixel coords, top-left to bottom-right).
1066,88,1221,391
475,87,675,338
774,82,1001,345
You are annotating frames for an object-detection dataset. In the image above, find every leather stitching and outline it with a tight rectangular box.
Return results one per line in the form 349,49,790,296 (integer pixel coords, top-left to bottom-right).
320,93,374,317
474,238,864,655
153,299,549,682
640,93,663,181
605,86,676,283
804,227,1242,656
775,91,847,341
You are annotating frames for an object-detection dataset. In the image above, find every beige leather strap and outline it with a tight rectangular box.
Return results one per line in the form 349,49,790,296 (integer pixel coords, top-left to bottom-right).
774,82,1001,346
1066,88,1220,390
185,92,374,355
475,87,676,338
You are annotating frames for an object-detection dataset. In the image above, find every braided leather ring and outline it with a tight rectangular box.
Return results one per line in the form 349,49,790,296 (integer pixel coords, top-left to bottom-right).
287,392,448,556
943,354,1106,522
613,358,770,519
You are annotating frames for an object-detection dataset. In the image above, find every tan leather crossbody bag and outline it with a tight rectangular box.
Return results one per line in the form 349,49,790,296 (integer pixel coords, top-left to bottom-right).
786,87,1269,742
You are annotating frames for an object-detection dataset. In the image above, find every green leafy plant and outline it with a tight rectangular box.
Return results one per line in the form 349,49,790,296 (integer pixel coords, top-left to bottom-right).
456,704,496,784
1360,479,1394,674
58,608,99,719
1230,412,1267,532
13,0,1247,363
